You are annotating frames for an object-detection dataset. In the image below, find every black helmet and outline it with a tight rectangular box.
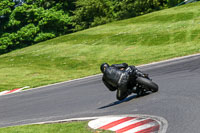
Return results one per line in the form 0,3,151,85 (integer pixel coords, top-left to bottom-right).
100,63,109,73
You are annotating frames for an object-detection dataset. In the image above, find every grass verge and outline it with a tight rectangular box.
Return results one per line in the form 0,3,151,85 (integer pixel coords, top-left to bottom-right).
0,121,112,133
0,2,200,91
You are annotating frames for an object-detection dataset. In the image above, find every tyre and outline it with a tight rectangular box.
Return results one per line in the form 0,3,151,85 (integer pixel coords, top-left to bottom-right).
136,77,159,92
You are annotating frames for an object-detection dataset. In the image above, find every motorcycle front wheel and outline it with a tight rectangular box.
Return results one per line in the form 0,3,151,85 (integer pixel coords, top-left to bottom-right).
136,77,159,92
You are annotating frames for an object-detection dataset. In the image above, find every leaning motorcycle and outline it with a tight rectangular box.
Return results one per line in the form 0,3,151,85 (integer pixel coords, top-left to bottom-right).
131,70,159,96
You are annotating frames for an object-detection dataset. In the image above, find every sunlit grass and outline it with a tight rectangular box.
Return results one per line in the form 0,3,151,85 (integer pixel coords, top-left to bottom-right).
0,2,200,91
0,121,112,133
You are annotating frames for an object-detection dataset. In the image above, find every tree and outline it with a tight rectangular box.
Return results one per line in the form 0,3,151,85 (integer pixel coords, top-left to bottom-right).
0,0,72,54
0,0,15,36
72,0,163,31
72,0,113,31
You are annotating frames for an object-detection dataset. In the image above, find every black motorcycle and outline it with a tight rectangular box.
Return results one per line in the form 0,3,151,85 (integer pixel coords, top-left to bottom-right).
129,70,159,97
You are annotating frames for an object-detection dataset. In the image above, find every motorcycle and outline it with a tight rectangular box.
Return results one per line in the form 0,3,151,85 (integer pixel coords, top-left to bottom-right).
130,70,159,97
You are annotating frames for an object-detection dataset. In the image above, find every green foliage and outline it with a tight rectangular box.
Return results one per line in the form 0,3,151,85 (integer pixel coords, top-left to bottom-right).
0,24,39,53
166,0,184,7
72,0,165,31
0,0,15,16
72,0,113,31
0,0,72,54
38,9,71,35
25,0,75,13
17,24,39,42
34,32,56,43
0,0,187,54
0,0,15,35
0,37,12,51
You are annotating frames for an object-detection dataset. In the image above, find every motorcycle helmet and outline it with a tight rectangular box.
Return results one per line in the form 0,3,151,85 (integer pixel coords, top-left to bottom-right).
100,63,109,73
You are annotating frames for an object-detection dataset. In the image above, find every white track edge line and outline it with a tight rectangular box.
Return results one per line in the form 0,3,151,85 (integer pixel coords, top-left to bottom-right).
0,86,30,96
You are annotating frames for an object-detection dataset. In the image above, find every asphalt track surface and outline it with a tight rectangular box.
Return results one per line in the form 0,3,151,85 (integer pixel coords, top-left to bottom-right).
0,54,200,133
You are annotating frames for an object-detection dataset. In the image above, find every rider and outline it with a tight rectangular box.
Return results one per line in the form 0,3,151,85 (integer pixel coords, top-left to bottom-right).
100,63,142,100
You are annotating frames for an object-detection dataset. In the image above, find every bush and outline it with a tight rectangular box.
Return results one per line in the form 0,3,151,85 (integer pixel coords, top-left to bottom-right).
166,0,184,7
0,24,39,53
38,9,71,35
34,32,56,43
0,1,72,54
72,0,164,31
72,0,113,31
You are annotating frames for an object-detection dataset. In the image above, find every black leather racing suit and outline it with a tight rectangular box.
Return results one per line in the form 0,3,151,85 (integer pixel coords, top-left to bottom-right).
102,63,137,100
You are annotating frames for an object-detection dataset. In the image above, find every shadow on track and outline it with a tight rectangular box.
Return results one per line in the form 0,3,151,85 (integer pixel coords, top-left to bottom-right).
98,92,151,109
98,95,137,109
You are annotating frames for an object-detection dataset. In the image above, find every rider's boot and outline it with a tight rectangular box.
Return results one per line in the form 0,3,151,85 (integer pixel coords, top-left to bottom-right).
136,87,145,97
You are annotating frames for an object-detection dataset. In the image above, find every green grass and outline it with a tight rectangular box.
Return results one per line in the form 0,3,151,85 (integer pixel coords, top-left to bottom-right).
0,2,200,91
0,121,112,133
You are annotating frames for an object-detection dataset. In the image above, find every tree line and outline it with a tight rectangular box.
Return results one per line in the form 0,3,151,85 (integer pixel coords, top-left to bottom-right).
0,0,184,54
